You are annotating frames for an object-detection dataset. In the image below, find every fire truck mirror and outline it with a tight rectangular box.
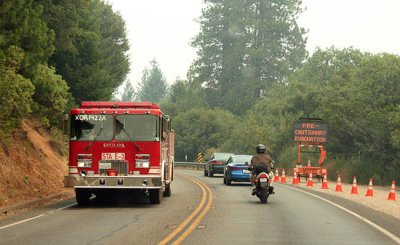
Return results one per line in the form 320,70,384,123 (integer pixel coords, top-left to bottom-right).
162,132,167,141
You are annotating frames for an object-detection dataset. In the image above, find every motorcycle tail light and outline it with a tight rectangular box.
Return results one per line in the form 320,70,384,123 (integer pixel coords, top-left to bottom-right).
259,173,268,178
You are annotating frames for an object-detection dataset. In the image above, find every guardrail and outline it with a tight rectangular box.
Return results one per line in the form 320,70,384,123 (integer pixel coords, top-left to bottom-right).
174,162,204,171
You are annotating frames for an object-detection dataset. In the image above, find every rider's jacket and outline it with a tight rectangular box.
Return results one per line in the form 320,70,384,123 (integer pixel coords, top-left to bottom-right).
250,153,273,173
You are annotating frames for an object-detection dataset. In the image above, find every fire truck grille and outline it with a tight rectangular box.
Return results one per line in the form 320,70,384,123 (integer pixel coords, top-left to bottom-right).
99,160,128,175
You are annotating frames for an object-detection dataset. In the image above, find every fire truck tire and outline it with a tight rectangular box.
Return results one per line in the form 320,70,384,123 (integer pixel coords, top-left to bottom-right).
75,189,91,206
163,184,171,197
150,189,163,204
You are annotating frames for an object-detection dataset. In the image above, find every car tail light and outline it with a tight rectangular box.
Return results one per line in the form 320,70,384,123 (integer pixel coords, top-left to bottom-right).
77,154,92,168
135,154,150,168
212,161,224,165
227,166,241,171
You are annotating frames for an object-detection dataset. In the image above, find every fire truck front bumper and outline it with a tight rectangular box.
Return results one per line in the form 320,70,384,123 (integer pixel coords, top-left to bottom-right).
64,175,162,189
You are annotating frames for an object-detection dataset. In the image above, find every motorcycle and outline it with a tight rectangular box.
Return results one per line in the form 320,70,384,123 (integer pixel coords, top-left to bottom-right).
249,165,274,203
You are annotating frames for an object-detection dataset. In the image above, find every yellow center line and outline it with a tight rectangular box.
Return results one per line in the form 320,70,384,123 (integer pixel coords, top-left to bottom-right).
158,175,212,245
172,177,213,244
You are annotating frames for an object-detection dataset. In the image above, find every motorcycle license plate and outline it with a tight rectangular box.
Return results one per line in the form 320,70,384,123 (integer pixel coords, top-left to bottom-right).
260,177,268,182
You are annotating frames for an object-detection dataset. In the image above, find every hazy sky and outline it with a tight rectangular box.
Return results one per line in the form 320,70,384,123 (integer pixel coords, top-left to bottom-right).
107,0,400,87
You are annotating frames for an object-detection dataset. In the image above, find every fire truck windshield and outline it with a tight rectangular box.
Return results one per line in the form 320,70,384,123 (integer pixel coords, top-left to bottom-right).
70,114,160,142
70,114,113,141
115,114,159,142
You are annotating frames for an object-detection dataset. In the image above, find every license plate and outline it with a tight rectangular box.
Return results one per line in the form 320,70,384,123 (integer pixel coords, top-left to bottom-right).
101,153,125,160
243,169,250,174
260,177,268,182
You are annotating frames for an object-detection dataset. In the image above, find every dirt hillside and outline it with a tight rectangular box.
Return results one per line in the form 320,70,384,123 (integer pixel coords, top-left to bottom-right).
0,119,68,207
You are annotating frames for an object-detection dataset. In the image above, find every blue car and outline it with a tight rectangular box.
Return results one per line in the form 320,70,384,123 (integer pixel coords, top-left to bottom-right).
223,154,253,185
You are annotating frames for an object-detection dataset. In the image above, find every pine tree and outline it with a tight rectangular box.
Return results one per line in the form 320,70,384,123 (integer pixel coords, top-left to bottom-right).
138,59,168,103
190,0,307,115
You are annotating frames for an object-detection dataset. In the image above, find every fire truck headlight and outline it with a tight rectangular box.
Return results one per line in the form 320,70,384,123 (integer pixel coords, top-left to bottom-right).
135,161,150,168
78,161,92,168
135,154,150,168
77,154,92,168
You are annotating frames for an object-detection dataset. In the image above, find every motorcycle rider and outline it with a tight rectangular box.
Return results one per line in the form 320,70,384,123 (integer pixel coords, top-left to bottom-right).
249,144,274,195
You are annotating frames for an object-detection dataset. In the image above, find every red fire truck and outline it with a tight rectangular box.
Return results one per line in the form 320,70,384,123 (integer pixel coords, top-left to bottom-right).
64,101,174,205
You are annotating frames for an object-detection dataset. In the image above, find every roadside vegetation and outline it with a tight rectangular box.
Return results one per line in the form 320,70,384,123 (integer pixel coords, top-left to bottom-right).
0,0,399,186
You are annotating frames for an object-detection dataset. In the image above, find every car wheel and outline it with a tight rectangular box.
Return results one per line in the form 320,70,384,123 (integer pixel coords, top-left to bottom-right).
209,171,214,177
204,169,208,176
223,177,226,184
226,178,232,185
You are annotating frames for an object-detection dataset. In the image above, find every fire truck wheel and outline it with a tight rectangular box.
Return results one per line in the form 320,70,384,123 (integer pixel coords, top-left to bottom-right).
150,189,163,204
75,189,91,206
163,184,171,197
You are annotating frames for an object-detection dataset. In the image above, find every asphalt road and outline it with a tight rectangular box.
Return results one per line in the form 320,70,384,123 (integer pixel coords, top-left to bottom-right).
0,169,398,244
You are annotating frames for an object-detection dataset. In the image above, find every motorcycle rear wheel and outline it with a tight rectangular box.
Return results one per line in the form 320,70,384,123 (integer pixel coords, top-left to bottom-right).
257,191,269,203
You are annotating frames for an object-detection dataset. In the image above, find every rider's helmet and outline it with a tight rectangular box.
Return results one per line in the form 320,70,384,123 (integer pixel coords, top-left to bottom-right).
256,144,266,154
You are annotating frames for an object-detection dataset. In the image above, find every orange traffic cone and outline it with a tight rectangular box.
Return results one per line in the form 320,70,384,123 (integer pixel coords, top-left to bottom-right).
387,180,396,201
274,168,280,182
306,172,313,186
321,174,329,189
365,178,374,197
350,176,358,194
335,175,343,192
281,168,287,183
292,171,299,185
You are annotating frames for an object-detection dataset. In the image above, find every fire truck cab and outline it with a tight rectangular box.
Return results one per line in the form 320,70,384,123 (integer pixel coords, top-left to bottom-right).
64,101,174,205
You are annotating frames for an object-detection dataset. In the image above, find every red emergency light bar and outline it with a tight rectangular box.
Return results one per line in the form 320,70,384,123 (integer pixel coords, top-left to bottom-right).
80,101,159,109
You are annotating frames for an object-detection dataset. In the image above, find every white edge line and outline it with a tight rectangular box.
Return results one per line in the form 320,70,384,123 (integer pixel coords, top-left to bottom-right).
0,202,76,231
277,183,400,244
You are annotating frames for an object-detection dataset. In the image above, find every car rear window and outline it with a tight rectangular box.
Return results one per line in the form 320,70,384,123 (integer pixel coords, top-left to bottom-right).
231,155,252,163
213,153,234,160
